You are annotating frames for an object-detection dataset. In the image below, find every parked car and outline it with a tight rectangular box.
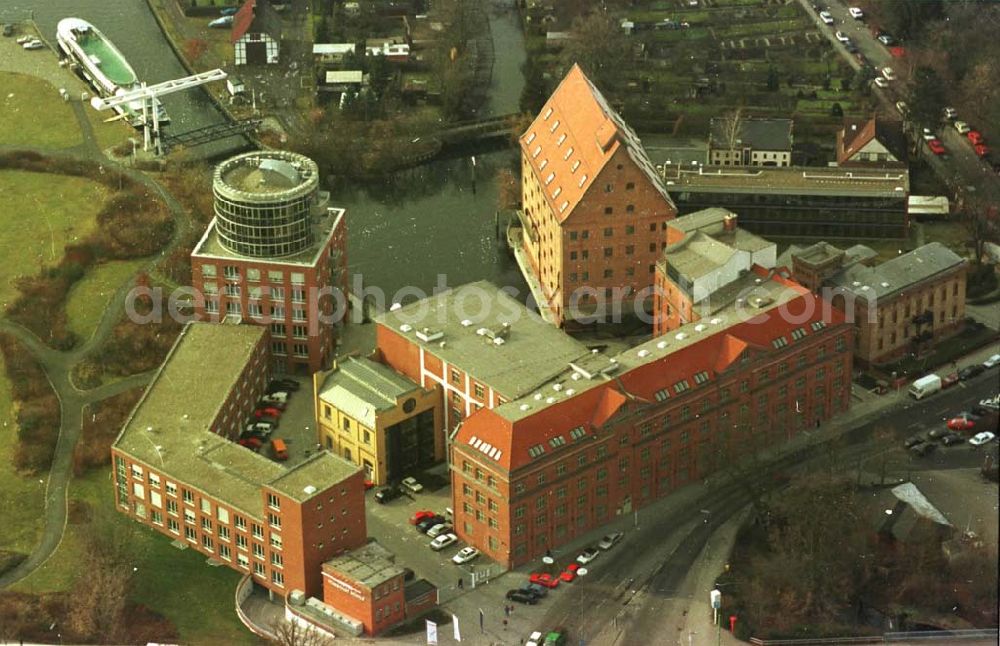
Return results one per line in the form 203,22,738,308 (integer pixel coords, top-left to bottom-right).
427,523,453,538
954,411,982,421
844,41,858,53
254,407,282,419
982,354,1000,369
22,39,44,50
873,77,889,89
401,476,424,494
974,143,990,158
238,436,263,450
943,106,958,120
904,434,924,448
506,590,539,605
270,438,289,461
927,139,946,155
409,510,436,526
835,30,850,43
921,128,937,141
417,515,446,533
598,531,624,550
877,32,896,46
246,421,274,434
429,533,458,551
940,432,965,446
909,442,937,457
941,373,960,389
560,563,580,582
374,486,402,504
268,378,300,392
256,399,286,411
881,67,896,81
576,547,600,565
954,120,971,134
261,391,289,404
819,11,834,24
927,427,950,440
529,572,560,588
979,396,999,412
452,547,480,564
947,417,976,431
848,7,864,19
521,583,548,598
969,431,996,446
959,365,985,380
968,130,985,146
894,100,908,116
16,35,32,45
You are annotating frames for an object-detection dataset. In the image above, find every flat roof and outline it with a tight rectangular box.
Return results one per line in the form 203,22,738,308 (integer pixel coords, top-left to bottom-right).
268,452,360,503
318,357,419,428
113,323,359,516
494,271,803,422
661,164,909,197
375,281,592,400
664,209,773,281
827,242,965,300
313,43,356,55
192,208,344,268
325,70,363,84
324,542,403,589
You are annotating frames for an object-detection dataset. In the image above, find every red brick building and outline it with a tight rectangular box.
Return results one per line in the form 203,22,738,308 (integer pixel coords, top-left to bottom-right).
515,64,677,326
191,151,348,376
321,543,406,635
420,277,853,568
111,322,367,599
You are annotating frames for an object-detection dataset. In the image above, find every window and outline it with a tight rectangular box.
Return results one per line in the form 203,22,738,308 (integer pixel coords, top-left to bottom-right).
168,518,179,534
234,515,246,531
272,571,284,587
166,499,178,516
185,527,197,542
253,562,265,577
271,552,283,568
268,513,282,529
604,227,613,237
202,264,216,277
223,266,240,279
253,543,265,559
202,535,214,552
201,517,213,532
219,526,230,541
237,554,250,570
626,182,635,190
184,509,196,524
290,272,305,285
220,544,231,560
252,524,264,540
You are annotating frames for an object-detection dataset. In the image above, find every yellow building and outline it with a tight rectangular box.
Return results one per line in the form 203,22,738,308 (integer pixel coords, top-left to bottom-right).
314,357,441,485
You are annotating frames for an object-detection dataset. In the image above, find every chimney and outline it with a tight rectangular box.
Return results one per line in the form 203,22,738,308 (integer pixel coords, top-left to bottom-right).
723,213,738,232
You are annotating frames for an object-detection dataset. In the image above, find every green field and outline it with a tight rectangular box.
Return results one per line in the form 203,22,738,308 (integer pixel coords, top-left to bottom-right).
13,469,258,645
0,357,47,561
66,259,145,343
0,170,109,307
0,73,82,148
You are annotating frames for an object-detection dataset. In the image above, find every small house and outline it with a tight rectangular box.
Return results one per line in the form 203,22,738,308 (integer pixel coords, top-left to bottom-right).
708,117,794,167
226,77,246,97
323,70,365,93
837,116,908,167
313,43,358,65
231,0,280,66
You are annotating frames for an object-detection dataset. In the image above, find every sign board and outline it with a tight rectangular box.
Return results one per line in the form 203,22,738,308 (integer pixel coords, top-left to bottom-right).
426,620,438,645
710,589,722,610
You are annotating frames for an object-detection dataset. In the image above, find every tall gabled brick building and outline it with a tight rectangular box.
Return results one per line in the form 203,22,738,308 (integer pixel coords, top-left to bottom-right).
516,64,677,326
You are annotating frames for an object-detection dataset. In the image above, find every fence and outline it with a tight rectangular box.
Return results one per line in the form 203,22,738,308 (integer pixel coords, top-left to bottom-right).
750,629,999,645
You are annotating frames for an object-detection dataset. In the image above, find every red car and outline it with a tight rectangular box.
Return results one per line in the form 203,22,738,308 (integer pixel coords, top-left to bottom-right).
560,563,581,582
255,407,282,419
927,139,946,155
941,373,960,389
409,510,435,526
364,479,375,490
529,572,560,588
967,130,985,146
974,143,990,158
238,436,262,450
256,400,286,411
946,417,975,431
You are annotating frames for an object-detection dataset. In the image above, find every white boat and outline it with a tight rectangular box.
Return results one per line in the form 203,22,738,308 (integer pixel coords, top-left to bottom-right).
56,17,168,126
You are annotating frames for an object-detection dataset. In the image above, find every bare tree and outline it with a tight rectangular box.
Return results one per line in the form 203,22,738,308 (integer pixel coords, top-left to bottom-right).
959,196,1000,264
718,107,744,165
268,620,337,646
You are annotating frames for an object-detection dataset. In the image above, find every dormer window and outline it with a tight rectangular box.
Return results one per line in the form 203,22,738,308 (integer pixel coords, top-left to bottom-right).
571,160,580,173
552,186,562,198
543,107,553,120
533,145,541,158
550,120,560,133
559,200,569,213
557,133,566,146
578,174,588,188
539,159,548,170
545,172,555,185
526,132,536,145
563,147,574,161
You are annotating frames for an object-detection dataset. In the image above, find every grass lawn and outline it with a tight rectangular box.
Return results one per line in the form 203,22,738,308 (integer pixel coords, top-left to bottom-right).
13,469,258,645
0,359,47,559
0,170,109,307
87,111,132,152
0,73,82,149
65,259,145,343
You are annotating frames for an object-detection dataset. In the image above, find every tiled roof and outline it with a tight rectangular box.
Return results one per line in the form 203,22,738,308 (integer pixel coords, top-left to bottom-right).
518,64,673,223
231,0,257,44
455,273,844,473
838,117,908,165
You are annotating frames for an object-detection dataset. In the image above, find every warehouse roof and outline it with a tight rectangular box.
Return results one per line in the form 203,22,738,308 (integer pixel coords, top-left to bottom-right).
661,164,909,197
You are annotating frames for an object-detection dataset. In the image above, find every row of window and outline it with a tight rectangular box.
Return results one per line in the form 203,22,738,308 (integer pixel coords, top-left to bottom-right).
204,264,307,284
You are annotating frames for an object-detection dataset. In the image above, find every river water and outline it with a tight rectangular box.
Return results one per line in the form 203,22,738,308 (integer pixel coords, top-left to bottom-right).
14,0,528,297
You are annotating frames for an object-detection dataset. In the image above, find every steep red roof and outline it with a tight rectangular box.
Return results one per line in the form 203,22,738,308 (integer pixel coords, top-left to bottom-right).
231,0,257,44
518,64,673,223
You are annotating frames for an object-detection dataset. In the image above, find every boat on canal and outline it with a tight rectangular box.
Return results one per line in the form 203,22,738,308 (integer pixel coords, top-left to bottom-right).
55,17,168,126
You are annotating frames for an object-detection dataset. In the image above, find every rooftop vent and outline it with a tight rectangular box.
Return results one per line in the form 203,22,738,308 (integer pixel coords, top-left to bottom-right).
657,341,667,349
476,328,488,336
675,332,687,340
852,281,861,287
710,318,722,325
694,324,706,332
519,403,530,411
400,324,413,333
416,327,444,342
571,373,581,380
546,397,556,404
637,349,650,358
861,285,870,291
553,383,563,391
390,303,402,311
493,337,505,346
461,319,473,327
750,296,774,308
880,282,890,288
754,278,762,284
534,393,543,400
303,485,317,495
439,341,447,348
146,426,156,433
565,388,575,396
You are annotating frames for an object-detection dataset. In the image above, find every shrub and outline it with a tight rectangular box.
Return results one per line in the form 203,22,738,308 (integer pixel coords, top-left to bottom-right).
0,335,61,475
72,387,144,476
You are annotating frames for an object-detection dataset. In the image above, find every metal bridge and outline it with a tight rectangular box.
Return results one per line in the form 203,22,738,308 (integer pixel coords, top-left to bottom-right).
436,112,518,146
161,119,262,152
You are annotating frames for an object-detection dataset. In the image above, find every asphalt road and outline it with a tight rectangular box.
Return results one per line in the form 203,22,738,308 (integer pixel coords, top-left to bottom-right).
538,370,999,643
810,0,1000,205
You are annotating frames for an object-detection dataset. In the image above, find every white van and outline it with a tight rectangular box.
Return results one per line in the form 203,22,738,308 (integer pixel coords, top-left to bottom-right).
908,374,942,400
848,7,864,19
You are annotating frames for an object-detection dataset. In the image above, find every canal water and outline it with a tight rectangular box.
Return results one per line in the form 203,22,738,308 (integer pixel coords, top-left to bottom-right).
16,0,529,298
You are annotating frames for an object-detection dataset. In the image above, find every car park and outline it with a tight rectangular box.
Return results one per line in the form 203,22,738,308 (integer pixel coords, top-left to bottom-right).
401,476,424,494
452,546,480,564
409,510,435,526
873,77,889,89
909,442,937,457
427,523,453,538
958,365,985,380
940,433,965,446
835,31,850,43
598,531,624,550
969,432,996,446
507,590,539,605
819,11,834,24
429,533,458,551
374,486,402,504
848,7,864,19
953,121,971,134
529,572,560,588
983,354,1000,369
946,417,976,431
576,547,600,565
927,139,946,155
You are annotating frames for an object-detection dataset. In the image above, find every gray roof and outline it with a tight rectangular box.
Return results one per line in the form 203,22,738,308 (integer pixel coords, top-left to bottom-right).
318,356,419,427
375,281,591,399
787,241,877,270
828,242,966,300
664,208,773,281
113,322,360,516
324,541,403,589
661,164,909,198
710,117,793,151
